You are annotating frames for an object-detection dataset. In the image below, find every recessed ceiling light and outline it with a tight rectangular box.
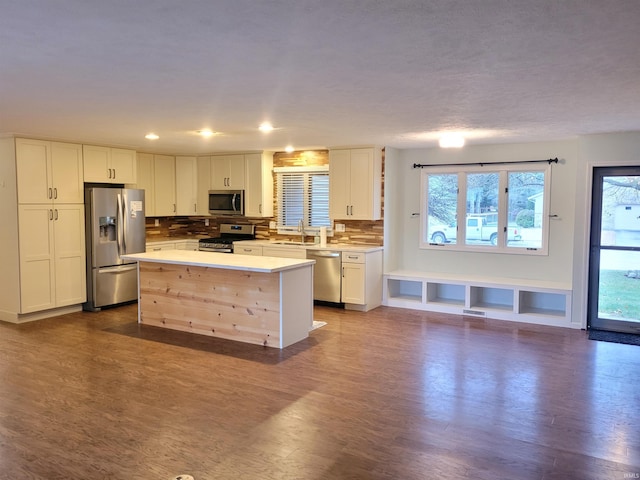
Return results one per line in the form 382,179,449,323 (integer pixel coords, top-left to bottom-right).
259,122,274,133
439,133,465,148
145,133,159,140
285,145,294,153
198,129,215,137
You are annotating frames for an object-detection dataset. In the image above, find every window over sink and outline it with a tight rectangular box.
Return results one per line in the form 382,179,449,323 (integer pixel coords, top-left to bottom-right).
274,166,331,234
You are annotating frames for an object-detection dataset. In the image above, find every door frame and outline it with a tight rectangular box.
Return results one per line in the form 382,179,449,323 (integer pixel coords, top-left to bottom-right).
584,158,640,330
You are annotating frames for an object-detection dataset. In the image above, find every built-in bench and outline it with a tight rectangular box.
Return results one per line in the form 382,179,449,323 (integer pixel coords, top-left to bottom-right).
383,270,574,328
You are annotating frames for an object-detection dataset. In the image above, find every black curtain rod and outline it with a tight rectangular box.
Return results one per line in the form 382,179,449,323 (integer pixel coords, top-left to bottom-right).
412,157,559,168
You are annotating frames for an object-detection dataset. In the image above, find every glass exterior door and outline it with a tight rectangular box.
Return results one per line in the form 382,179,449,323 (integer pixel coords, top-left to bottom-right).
588,167,640,333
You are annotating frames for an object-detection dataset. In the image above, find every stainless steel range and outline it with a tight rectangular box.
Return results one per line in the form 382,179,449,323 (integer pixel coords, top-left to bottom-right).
198,224,256,253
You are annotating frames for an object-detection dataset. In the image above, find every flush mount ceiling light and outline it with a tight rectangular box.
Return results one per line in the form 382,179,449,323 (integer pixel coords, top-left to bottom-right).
439,133,465,148
284,145,294,153
259,122,274,133
145,133,159,140
197,129,215,137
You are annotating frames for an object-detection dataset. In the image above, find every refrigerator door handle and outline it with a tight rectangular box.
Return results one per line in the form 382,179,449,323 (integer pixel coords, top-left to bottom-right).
116,193,124,256
97,264,138,274
121,192,128,254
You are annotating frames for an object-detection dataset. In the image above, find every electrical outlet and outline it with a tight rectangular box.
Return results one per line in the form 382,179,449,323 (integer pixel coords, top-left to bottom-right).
204,218,210,226
269,221,277,229
335,223,345,232
154,219,160,227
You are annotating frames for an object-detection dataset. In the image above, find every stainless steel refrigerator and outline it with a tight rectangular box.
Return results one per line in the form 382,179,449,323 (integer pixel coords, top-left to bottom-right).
83,187,145,311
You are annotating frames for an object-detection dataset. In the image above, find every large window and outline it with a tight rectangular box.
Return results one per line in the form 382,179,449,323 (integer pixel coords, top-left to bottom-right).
275,166,330,233
420,164,551,254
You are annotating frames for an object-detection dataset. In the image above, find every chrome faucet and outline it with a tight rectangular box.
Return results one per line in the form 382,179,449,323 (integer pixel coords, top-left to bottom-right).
298,219,305,243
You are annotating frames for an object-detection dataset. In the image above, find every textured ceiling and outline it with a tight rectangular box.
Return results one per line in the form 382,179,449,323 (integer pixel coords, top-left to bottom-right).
1,0,640,154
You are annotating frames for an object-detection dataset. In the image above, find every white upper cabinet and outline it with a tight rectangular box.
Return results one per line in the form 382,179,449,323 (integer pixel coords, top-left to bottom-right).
329,147,382,220
83,145,137,184
136,153,155,216
152,154,176,216
210,154,245,190
196,156,211,215
16,138,84,204
244,152,273,218
137,151,272,218
135,153,176,216
175,156,198,215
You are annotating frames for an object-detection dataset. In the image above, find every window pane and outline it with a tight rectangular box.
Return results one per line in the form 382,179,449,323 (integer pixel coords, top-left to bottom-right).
465,173,499,246
600,176,640,247
508,171,544,248
598,249,640,321
310,173,330,227
279,173,304,226
426,174,458,244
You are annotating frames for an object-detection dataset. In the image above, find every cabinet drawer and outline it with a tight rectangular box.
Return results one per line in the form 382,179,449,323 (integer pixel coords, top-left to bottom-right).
342,252,365,264
262,247,307,259
146,242,176,251
235,246,263,256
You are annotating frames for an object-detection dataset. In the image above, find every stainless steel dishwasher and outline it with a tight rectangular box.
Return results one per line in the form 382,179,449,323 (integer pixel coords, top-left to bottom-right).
306,250,342,303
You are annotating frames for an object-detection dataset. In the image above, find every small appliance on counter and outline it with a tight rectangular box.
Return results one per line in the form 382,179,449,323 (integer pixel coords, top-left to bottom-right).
198,223,256,253
83,187,146,311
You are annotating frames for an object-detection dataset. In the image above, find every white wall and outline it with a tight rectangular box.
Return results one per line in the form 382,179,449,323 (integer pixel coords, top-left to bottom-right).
0,138,21,315
384,133,640,327
571,132,640,328
386,139,579,283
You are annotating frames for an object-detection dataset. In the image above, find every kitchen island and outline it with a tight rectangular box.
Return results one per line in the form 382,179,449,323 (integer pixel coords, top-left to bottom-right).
121,250,315,348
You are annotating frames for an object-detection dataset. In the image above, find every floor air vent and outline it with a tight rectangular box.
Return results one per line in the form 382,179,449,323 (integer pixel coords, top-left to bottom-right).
463,309,486,316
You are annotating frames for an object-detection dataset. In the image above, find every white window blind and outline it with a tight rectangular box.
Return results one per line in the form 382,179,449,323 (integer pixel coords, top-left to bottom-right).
275,166,330,230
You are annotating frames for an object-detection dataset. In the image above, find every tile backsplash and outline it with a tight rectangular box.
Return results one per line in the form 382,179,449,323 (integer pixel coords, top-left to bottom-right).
144,216,384,246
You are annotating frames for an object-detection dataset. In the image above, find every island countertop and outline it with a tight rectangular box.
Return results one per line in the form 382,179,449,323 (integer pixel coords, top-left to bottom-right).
122,250,315,273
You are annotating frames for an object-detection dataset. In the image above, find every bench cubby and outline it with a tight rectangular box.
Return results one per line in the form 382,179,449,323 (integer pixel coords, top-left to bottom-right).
383,271,574,328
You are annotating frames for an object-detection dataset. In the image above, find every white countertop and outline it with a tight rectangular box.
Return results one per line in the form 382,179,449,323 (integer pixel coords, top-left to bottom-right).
122,250,315,273
233,240,383,253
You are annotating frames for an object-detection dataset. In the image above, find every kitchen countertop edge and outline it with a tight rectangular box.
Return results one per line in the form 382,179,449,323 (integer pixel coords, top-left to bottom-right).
122,250,315,273
233,240,383,253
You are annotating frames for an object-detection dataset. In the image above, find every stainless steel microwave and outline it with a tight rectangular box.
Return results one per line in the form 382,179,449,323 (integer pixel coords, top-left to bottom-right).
208,190,244,216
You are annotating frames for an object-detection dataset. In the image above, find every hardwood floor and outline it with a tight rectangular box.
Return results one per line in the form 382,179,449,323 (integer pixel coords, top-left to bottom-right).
0,304,638,479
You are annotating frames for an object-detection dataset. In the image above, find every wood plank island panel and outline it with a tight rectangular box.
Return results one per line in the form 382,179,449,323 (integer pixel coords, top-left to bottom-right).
138,262,283,347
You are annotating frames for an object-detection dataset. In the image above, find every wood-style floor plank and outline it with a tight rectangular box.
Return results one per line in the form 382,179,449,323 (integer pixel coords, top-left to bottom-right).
0,304,638,479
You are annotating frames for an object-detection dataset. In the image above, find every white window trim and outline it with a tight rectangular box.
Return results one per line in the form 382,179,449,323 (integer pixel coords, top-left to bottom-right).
419,163,551,255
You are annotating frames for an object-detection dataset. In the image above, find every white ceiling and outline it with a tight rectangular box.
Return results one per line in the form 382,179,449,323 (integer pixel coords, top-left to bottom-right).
2,1,640,155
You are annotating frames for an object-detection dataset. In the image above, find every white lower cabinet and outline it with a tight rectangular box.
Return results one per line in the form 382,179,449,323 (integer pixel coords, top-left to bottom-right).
175,240,198,251
234,245,263,256
261,246,307,259
341,261,365,304
146,242,176,252
18,204,86,313
341,250,383,312
146,240,198,252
